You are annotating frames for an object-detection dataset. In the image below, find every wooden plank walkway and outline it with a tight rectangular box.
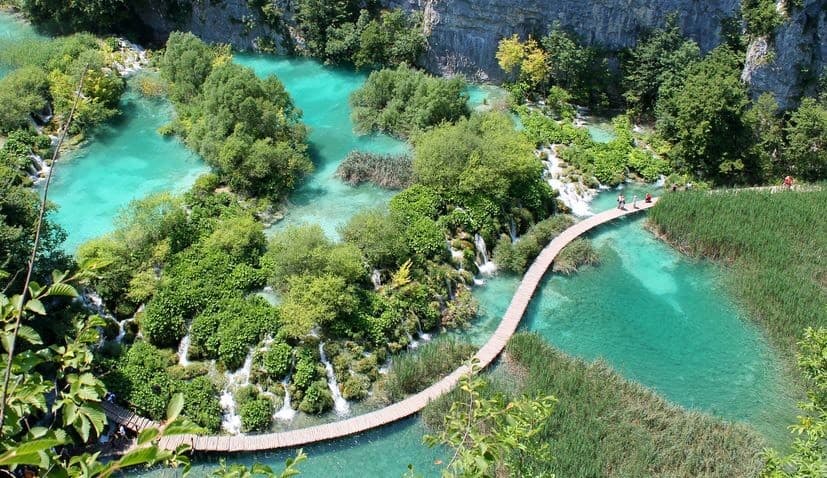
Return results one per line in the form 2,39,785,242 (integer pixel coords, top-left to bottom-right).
107,200,658,452
101,401,158,433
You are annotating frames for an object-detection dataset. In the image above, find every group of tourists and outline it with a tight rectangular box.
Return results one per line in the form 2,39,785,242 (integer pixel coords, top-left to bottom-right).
616,192,653,210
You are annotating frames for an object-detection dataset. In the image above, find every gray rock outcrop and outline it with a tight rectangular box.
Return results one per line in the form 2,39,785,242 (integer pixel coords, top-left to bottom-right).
742,0,826,110
387,0,740,81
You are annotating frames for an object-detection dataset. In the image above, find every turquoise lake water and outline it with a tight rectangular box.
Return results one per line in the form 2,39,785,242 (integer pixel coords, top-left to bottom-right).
235,54,408,239
1,12,795,473
47,77,208,252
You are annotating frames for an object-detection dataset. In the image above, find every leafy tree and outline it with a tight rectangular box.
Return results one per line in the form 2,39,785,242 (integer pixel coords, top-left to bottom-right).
340,208,410,269
745,92,785,179
159,34,311,199
423,360,557,477
0,66,49,133
762,328,827,477
19,0,127,32
279,274,360,338
240,398,273,432
541,25,609,105
350,64,469,139
296,0,360,57
742,0,784,38
622,16,701,117
158,31,220,103
783,97,827,181
655,47,754,183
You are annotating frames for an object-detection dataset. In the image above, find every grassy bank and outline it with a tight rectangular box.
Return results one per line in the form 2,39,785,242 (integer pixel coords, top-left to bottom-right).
648,188,826,352
424,333,766,477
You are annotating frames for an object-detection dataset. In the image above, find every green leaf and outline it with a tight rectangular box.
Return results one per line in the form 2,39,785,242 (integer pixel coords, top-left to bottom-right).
137,427,160,445
25,299,46,315
116,446,160,469
47,283,78,298
166,393,185,422
17,325,42,345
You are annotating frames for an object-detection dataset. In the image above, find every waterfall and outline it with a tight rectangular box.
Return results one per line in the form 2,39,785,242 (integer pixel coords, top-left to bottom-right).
220,352,254,434
654,174,666,188
406,331,420,349
29,154,49,180
474,234,497,275
371,269,382,289
509,217,517,242
274,374,297,421
319,343,350,416
219,391,242,435
114,318,135,344
542,146,595,217
415,317,431,342
177,333,191,367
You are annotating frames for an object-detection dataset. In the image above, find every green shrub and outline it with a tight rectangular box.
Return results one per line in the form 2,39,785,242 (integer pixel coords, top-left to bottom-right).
263,342,292,380
181,376,222,432
351,64,469,139
240,398,273,433
298,380,334,414
552,238,599,274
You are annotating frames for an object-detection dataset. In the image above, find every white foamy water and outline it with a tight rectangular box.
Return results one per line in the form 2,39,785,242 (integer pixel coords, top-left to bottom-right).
541,146,595,217
319,342,350,416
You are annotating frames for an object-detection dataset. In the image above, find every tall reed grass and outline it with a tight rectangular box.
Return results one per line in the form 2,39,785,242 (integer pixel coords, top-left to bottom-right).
648,188,826,353
383,337,475,402
425,333,766,477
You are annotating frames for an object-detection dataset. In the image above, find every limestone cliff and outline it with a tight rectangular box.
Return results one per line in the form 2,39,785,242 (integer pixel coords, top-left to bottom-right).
742,0,826,110
387,0,740,81
133,0,825,108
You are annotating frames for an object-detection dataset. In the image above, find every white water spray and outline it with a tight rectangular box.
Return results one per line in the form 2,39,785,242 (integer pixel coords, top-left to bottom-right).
319,343,350,416
177,333,191,367
474,234,497,275
219,352,254,434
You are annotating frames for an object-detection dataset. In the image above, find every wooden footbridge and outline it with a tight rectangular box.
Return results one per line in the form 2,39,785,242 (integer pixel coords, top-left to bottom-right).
106,200,658,452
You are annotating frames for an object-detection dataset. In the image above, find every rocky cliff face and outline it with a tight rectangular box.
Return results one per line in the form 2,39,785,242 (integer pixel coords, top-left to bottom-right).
742,0,827,110
133,0,825,109
134,0,288,51
387,0,740,81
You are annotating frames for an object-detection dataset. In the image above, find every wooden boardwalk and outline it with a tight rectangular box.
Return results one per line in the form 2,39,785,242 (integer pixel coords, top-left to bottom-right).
101,401,158,433
109,200,658,452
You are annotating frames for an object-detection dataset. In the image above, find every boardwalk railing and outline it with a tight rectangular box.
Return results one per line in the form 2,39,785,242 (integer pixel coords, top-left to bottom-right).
107,200,658,452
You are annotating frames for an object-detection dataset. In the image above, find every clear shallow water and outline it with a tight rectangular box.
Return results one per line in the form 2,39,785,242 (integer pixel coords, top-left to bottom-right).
235,55,408,239
133,418,445,478
47,77,208,252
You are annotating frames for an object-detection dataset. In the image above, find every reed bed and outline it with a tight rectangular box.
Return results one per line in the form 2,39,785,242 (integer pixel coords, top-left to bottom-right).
648,188,827,352
383,337,475,402
425,333,766,477
335,151,413,189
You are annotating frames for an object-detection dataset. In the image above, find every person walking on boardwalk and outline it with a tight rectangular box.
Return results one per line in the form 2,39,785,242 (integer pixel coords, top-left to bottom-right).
632,194,638,208
645,192,653,203
617,194,622,209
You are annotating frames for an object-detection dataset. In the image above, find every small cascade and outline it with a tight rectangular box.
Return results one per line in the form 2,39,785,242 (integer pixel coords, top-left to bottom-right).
319,343,350,416
542,146,595,217
177,333,191,367
219,391,242,435
406,331,420,349
509,217,517,242
220,352,254,434
114,318,134,344
371,269,382,290
474,234,497,275
654,174,666,188
415,317,431,342
274,371,297,421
